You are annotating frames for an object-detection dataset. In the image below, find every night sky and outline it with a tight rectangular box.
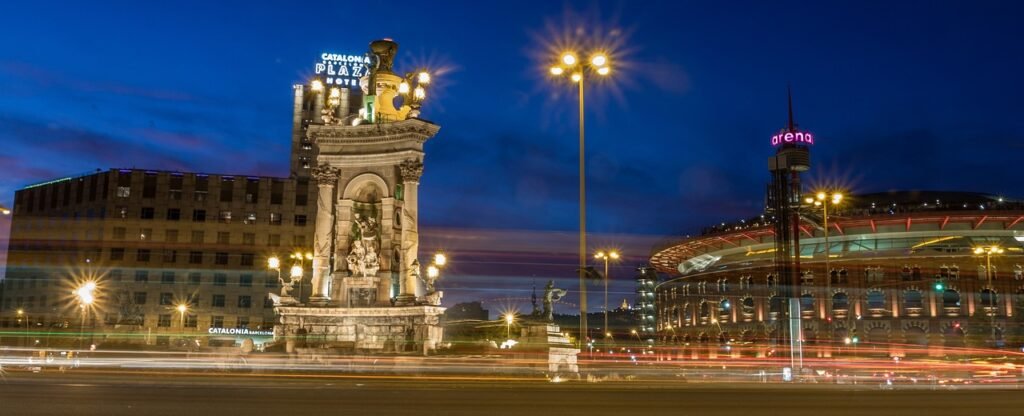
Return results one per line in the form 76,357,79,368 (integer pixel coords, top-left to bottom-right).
1,1,1023,316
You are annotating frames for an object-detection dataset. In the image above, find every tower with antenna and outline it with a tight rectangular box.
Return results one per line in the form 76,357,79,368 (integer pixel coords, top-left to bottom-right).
766,86,813,376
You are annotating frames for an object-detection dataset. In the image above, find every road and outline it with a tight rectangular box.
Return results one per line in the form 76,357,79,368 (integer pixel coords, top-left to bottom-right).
2,370,1023,416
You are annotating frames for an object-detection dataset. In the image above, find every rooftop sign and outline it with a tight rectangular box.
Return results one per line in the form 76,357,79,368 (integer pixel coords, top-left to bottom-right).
207,327,273,337
771,131,814,147
315,53,371,88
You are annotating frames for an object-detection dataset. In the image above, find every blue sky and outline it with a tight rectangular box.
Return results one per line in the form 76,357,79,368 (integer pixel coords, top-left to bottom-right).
1,1,1023,314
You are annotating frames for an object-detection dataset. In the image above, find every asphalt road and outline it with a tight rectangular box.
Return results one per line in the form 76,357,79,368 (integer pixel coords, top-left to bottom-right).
2,370,1024,416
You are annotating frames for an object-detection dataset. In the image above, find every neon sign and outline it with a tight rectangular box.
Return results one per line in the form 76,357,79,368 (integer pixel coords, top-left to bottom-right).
771,131,814,147
207,327,273,336
315,53,371,88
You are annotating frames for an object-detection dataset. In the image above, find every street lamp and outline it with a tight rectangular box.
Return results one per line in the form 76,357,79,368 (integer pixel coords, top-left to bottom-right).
504,312,515,340
974,245,1004,344
176,304,188,330
594,250,621,339
550,49,613,345
290,251,313,302
74,281,96,349
806,191,842,333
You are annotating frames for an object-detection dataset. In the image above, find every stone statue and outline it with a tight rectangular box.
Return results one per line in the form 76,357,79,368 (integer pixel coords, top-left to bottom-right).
369,39,398,74
363,243,381,277
409,259,422,288
419,264,438,293
543,280,567,322
346,240,365,276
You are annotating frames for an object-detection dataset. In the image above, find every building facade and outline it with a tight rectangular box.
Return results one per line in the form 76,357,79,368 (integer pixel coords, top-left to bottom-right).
1,169,315,346
649,192,1024,357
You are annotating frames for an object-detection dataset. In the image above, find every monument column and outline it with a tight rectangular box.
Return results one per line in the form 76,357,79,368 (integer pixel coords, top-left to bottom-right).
396,159,424,305
310,164,341,305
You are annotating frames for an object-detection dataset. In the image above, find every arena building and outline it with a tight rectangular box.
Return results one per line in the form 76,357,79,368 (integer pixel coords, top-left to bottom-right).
649,191,1024,357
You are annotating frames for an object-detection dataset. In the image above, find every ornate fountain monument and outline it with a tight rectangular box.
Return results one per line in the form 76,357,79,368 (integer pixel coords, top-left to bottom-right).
273,39,445,355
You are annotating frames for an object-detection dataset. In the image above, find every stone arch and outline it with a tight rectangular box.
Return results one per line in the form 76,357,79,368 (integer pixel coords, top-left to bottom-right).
342,172,390,202
903,321,928,348
864,321,890,346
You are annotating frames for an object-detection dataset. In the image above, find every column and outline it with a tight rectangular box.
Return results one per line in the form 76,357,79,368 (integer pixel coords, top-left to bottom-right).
309,164,340,304
395,159,423,305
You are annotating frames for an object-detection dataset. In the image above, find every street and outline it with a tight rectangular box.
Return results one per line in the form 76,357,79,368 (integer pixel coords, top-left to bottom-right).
1,370,1023,416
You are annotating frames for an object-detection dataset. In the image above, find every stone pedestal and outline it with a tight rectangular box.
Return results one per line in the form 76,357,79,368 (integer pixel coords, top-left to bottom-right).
517,322,580,374
275,305,445,355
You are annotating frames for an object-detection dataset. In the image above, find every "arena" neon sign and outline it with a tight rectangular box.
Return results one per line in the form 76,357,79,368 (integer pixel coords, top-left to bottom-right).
771,131,814,147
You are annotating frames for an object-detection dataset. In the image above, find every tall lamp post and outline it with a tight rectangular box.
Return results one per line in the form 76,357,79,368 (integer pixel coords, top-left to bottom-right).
176,304,189,332
974,245,1004,345
73,281,96,350
805,191,842,336
290,251,313,303
549,50,612,345
594,250,620,339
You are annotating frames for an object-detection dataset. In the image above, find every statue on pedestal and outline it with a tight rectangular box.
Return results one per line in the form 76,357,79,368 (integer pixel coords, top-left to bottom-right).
543,280,567,322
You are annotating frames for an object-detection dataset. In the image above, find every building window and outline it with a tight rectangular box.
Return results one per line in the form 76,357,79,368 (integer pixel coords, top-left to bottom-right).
265,276,278,288
215,252,229,265
267,234,280,247
188,272,201,285
139,228,152,240
117,186,131,198
134,270,149,283
240,253,254,266
220,178,234,202
133,292,147,305
136,249,151,262
213,273,227,286
269,213,282,226
191,231,204,244
238,295,252,308
113,227,126,240
242,233,255,246
295,215,308,226
244,212,257,225
163,250,177,263
188,251,203,264
117,206,129,218
270,180,284,204
158,314,172,327
212,295,225,307
161,272,175,284
167,208,181,221
192,209,206,222
293,235,306,246
184,314,197,328
239,274,253,287
211,316,224,328
219,210,232,224
194,191,207,202
165,229,179,243
159,293,173,305
140,207,155,219
111,269,123,282
217,232,231,245
236,317,250,329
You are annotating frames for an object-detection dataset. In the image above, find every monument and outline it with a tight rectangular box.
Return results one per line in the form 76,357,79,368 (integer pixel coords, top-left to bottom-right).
273,39,445,355
518,280,580,374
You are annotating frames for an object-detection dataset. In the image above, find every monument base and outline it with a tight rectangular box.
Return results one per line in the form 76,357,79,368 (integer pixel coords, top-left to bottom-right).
274,305,445,355
517,322,580,374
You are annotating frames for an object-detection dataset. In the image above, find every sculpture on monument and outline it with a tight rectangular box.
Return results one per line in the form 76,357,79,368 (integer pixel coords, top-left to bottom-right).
543,280,568,322
346,213,381,278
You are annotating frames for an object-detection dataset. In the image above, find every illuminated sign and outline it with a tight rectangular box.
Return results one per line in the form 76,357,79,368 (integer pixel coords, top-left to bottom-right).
771,131,814,147
207,327,273,336
315,53,371,88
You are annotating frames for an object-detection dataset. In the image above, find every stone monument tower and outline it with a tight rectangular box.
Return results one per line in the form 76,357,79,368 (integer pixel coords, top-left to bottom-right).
274,39,445,355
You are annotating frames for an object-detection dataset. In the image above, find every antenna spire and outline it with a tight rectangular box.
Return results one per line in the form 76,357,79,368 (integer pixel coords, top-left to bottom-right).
787,84,796,132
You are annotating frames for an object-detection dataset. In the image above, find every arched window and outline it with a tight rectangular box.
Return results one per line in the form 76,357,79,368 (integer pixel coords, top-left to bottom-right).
903,290,924,309
741,297,755,314
942,289,961,308
799,293,815,313
832,292,850,311
768,296,784,319
867,290,886,310
699,301,711,319
979,288,998,310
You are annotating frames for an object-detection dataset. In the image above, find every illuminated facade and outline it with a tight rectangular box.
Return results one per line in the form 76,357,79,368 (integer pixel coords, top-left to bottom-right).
650,192,1024,356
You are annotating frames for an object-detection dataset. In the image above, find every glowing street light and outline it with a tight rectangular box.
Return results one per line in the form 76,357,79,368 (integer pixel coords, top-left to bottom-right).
809,190,843,330
594,250,621,339
974,245,1004,343
433,253,447,267
548,46,615,346
310,79,324,92
176,304,188,329
426,265,440,279
504,312,515,339
0,204,10,215
74,281,97,349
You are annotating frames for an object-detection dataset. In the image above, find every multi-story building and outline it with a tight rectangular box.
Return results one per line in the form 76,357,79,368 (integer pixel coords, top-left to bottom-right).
0,169,315,347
